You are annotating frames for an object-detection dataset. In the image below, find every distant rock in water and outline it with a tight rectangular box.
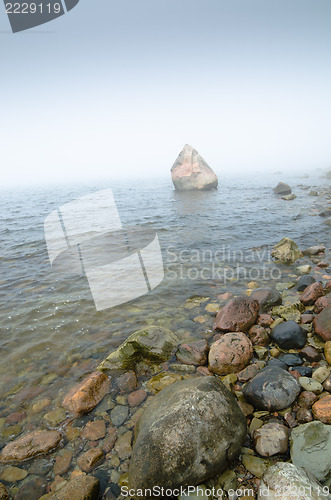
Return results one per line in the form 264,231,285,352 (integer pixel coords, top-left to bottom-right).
273,182,292,195
171,144,218,191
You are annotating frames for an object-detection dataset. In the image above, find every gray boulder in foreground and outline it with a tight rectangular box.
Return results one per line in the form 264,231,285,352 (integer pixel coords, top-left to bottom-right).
290,420,331,483
171,144,218,191
258,462,331,499
129,376,246,491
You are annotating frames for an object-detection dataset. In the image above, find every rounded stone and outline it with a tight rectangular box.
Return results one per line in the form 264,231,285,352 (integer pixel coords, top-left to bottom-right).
270,320,306,350
250,288,282,312
297,275,316,292
313,306,331,342
253,421,289,457
214,295,259,333
300,282,325,306
208,333,253,375
242,367,301,412
129,377,247,491
312,395,331,424
299,377,324,394
325,341,331,365
0,430,61,463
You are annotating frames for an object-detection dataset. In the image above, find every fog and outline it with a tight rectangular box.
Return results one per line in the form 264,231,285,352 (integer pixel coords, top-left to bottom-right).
1,0,331,187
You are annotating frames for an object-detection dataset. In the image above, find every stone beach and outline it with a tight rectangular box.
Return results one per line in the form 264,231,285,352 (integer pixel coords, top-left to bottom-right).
0,180,331,499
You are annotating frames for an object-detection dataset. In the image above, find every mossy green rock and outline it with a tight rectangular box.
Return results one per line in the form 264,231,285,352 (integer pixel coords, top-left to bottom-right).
271,238,303,264
98,326,178,371
272,302,304,322
290,421,331,482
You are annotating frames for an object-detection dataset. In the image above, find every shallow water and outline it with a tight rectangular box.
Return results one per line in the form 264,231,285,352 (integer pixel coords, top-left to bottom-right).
0,172,330,443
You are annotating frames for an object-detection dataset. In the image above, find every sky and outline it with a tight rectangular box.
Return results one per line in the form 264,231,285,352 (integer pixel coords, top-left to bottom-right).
1,0,331,187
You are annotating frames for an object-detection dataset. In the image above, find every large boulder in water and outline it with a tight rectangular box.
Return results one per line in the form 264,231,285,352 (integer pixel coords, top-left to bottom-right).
129,377,246,492
273,182,291,195
271,237,303,264
171,144,218,191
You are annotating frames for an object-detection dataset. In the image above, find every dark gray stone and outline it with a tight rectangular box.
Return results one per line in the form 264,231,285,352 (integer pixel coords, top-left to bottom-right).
297,275,316,292
270,320,306,349
278,353,303,367
129,377,246,490
273,182,292,195
242,367,301,411
250,288,282,313
295,366,313,377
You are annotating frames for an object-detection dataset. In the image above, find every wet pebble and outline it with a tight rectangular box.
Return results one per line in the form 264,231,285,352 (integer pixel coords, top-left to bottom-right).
110,405,128,427
298,376,323,394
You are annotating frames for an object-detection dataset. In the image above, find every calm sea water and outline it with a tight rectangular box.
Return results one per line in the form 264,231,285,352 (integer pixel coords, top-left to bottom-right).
0,173,329,414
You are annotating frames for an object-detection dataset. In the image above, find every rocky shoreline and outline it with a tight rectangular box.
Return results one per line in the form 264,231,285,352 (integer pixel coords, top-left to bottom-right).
0,181,331,500
0,237,330,499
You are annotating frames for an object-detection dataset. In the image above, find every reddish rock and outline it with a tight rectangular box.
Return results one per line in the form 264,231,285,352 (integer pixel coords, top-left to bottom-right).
54,449,73,476
248,325,270,346
128,389,147,407
299,346,321,362
208,332,253,375
116,371,137,393
175,339,208,366
290,370,301,380
77,448,103,473
237,364,259,382
171,144,218,191
257,314,274,327
196,366,213,376
214,295,259,332
325,280,331,294
313,306,331,341
5,412,27,424
312,395,331,424
300,282,324,306
102,427,117,453
300,314,314,324
0,430,61,463
314,295,331,314
82,420,106,441
296,408,313,423
323,374,331,393
297,390,319,408
62,372,111,416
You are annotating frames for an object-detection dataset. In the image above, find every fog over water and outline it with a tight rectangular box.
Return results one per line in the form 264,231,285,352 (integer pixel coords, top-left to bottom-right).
1,0,331,188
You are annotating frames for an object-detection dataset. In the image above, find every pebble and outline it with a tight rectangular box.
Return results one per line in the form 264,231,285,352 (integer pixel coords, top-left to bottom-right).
243,367,301,411
312,366,330,384
77,448,104,473
278,353,303,366
324,341,331,365
324,374,331,393
128,389,147,407
176,340,208,366
313,305,331,342
0,430,61,463
312,395,331,424
43,408,66,426
299,376,324,394
102,427,117,453
62,371,111,416
299,345,321,362
253,421,289,457
114,431,132,460
213,295,259,332
295,365,313,377
82,420,106,441
0,466,28,482
297,390,319,408
300,281,324,306
270,320,306,349
110,405,129,427
209,333,253,375
297,275,316,292
53,449,73,476
13,477,46,500
241,454,270,478
116,371,137,393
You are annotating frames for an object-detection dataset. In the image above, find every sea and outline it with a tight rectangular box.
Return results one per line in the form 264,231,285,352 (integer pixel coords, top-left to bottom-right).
0,171,330,439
